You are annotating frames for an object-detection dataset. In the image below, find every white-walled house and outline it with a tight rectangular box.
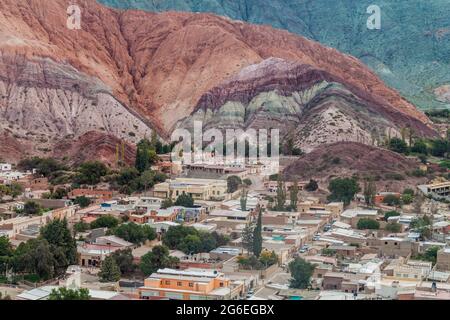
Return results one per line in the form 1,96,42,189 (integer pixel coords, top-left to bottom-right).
0,163,12,172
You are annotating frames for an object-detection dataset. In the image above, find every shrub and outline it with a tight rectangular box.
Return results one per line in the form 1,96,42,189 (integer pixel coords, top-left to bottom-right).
385,222,402,233
357,218,380,230
227,176,242,193
305,179,319,192
389,138,409,154
383,195,401,206
384,210,400,221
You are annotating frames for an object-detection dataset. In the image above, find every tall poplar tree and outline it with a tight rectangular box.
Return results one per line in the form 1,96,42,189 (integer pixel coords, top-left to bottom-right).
252,209,263,257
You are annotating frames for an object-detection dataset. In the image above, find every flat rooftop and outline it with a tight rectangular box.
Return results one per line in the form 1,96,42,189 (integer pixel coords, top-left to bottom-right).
341,208,378,218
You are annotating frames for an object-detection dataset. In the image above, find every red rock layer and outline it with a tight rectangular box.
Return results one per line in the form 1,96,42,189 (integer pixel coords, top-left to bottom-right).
53,131,136,167
0,132,28,162
0,0,433,137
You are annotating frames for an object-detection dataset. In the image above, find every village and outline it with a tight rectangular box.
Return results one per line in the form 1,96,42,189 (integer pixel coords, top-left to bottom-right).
0,136,450,301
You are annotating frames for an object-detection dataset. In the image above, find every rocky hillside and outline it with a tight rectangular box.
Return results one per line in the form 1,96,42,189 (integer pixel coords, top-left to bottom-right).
53,131,137,167
179,58,436,152
283,142,428,192
100,0,450,111
0,0,436,162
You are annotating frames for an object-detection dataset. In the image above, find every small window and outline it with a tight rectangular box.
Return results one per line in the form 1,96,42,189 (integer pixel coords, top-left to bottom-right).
219,282,224,287
189,283,194,287
177,282,182,287
385,242,388,245
165,281,171,285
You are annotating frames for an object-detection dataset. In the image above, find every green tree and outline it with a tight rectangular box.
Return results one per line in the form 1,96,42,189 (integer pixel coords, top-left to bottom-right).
138,170,157,193
289,258,315,289
160,198,174,209
18,157,65,177
150,131,158,149
113,167,141,195
237,255,262,270
252,209,263,257
114,223,156,245
243,179,252,186
162,225,198,249
111,249,135,275
415,246,440,265
290,181,299,210
321,248,337,257
161,226,219,254
410,215,432,240
241,223,255,254
29,240,55,279
140,245,179,276
383,194,401,206
328,178,360,205
363,177,377,207
211,232,230,247
179,234,202,254
99,256,121,282
227,176,242,193
439,160,450,169
90,215,120,229
305,179,319,192
411,140,428,155
259,250,278,268
74,222,90,233
48,288,90,300
135,139,158,173
0,236,13,275
240,189,248,211
389,137,409,154
142,225,157,243
0,236,13,257
174,193,194,208
76,161,108,185
402,194,414,205
13,239,55,280
7,183,24,199
357,218,380,230
40,219,77,266
23,201,42,216
384,210,401,221
74,196,92,208
116,167,140,186
430,139,448,157
274,177,287,211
